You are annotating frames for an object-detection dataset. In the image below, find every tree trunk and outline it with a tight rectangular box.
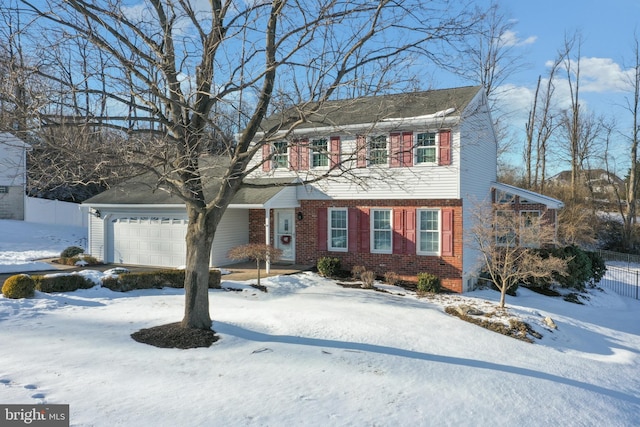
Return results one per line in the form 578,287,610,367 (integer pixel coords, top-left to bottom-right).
182,212,216,330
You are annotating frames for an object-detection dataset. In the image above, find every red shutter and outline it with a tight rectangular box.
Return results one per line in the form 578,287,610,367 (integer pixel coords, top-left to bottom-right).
438,130,451,166
290,142,299,170
348,208,359,252
402,132,413,166
405,208,416,254
390,133,401,168
317,208,327,251
392,208,404,254
262,144,271,171
356,135,367,168
299,138,309,171
359,208,370,252
330,136,341,168
441,208,453,256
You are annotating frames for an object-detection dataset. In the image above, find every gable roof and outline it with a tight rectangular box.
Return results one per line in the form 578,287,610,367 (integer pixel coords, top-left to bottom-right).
259,86,482,132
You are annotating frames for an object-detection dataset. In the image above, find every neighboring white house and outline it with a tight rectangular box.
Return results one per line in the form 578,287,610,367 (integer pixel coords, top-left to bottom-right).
82,86,563,292
0,132,30,220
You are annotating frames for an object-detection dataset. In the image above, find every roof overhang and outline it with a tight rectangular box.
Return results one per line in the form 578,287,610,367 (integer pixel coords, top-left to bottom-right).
492,182,564,209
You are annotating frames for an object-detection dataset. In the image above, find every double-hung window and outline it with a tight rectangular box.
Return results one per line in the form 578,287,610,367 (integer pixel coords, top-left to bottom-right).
369,135,388,165
273,141,288,169
495,210,517,246
328,208,348,251
0,186,8,194
415,132,437,164
417,209,440,254
311,138,329,168
371,209,392,253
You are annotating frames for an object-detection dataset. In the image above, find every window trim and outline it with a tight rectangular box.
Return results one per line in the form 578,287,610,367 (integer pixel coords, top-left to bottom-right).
414,132,438,165
416,208,441,256
370,208,392,254
328,208,348,252
311,138,330,169
368,135,389,166
272,140,289,169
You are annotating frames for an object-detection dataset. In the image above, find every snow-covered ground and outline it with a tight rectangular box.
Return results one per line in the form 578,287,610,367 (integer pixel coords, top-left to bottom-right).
0,220,87,273
1,220,640,426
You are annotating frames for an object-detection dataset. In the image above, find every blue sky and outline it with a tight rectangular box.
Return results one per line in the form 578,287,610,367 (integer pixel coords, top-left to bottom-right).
456,1,640,175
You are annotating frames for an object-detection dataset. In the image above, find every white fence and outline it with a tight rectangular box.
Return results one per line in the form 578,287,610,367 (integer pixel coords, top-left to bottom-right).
25,197,87,227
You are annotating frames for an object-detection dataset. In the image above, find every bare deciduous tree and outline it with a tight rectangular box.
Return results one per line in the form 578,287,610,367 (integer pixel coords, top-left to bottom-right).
469,200,566,308
12,0,484,333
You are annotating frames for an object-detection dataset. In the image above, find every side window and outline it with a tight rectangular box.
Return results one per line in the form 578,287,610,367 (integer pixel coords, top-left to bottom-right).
371,209,392,253
311,138,329,168
415,132,437,164
495,210,517,246
328,208,348,251
369,135,388,165
273,141,288,169
417,209,440,254
520,211,541,248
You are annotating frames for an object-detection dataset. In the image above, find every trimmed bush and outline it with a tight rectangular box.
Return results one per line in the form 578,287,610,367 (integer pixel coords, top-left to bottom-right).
60,246,85,258
417,272,441,295
33,274,95,293
383,271,400,286
317,257,340,278
360,270,375,289
102,269,222,292
2,274,35,299
351,265,366,280
58,255,101,266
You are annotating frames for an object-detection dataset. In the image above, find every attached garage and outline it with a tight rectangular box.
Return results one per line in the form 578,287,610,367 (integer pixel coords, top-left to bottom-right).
109,216,188,267
82,165,297,269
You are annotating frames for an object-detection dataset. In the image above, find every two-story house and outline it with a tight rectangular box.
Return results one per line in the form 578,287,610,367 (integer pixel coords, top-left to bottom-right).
0,132,31,220
83,86,563,292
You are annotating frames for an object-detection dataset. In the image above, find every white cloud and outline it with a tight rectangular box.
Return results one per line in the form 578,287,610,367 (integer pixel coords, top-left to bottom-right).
559,57,633,94
499,30,537,47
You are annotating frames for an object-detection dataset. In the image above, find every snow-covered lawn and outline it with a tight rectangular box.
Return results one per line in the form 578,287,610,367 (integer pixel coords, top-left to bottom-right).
1,220,640,426
0,220,87,273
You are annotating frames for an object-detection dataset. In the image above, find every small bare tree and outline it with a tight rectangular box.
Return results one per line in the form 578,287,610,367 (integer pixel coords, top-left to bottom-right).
227,244,282,287
469,201,567,308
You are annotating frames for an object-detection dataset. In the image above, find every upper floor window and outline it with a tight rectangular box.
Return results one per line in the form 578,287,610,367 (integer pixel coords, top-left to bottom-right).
273,141,288,169
417,209,440,255
311,138,329,168
371,209,392,253
0,186,8,194
369,135,388,165
415,132,437,164
329,208,348,251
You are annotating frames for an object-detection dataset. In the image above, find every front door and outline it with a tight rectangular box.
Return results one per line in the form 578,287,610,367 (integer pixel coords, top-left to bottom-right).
275,209,295,262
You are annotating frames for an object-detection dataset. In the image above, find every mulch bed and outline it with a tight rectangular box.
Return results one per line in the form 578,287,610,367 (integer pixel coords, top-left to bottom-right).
131,322,219,349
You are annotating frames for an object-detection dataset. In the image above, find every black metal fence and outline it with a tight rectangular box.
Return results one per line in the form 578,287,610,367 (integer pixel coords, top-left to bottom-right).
598,258,640,300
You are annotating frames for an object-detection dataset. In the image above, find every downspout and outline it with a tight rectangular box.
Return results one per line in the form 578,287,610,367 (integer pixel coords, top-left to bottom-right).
265,208,271,273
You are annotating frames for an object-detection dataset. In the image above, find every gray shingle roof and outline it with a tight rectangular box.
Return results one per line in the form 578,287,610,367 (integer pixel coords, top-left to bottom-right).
260,86,482,132
83,161,294,206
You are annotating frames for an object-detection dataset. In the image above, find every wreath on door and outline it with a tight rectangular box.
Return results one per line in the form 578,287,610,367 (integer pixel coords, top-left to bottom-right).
280,235,291,244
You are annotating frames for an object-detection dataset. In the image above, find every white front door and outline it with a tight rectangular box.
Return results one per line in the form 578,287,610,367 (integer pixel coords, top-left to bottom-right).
275,209,295,262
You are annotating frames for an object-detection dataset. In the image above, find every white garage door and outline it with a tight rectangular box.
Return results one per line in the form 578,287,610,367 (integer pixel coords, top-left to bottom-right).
110,216,187,267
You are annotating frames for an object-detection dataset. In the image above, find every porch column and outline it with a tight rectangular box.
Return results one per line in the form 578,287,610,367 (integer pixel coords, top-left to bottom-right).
265,208,271,273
